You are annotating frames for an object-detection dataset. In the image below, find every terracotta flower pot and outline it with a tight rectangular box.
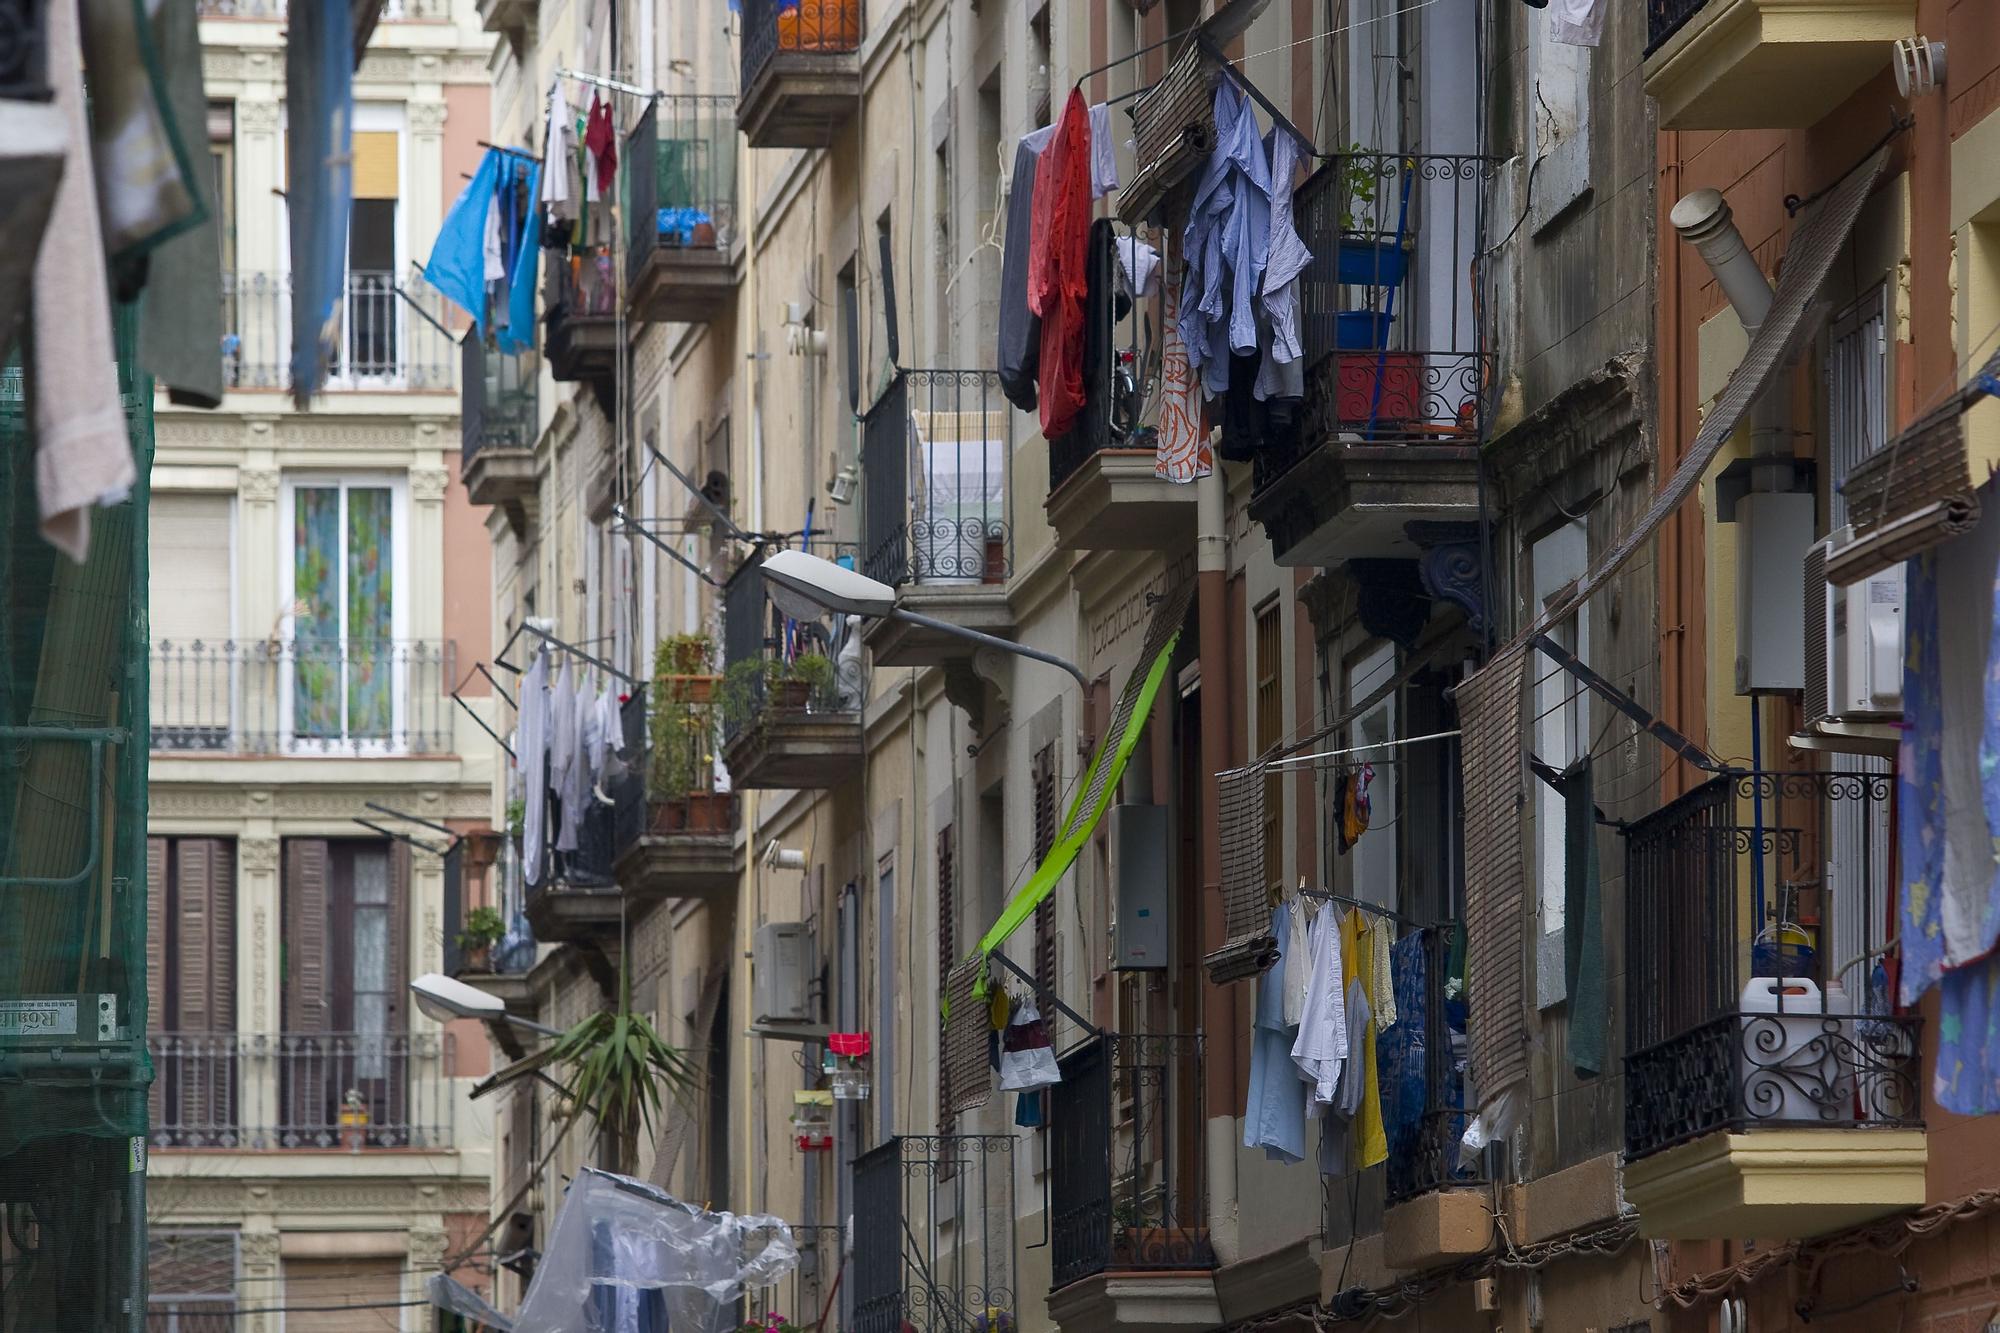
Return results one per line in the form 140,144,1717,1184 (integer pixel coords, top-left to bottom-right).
662,674,720,705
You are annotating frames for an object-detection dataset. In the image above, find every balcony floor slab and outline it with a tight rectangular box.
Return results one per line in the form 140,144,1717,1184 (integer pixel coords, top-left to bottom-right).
1645,0,1913,130
1623,1127,1927,1239
862,584,1015,668
1249,444,1480,566
1045,449,1196,552
1049,1272,1222,1333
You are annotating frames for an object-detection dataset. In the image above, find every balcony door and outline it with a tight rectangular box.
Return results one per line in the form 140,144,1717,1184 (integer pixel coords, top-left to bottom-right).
146,837,238,1146
280,476,406,753
280,838,410,1147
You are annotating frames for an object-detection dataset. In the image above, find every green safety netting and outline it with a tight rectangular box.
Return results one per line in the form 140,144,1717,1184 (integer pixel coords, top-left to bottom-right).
0,305,154,1330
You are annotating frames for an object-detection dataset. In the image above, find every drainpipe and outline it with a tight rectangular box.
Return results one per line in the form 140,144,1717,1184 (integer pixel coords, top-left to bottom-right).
1196,459,1240,1265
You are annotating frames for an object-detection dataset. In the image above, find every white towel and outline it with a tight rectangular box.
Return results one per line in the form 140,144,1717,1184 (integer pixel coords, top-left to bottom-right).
1548,0,1605,46
541,86,573,215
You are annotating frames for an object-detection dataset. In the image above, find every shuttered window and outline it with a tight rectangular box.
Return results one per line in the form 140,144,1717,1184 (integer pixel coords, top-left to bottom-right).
147,837,238,1135
150,492,233,646
936,824,955,1131
1031,743,1058,990
1255,601,1283,894
1826,285,1888,530
282,1258,404,1332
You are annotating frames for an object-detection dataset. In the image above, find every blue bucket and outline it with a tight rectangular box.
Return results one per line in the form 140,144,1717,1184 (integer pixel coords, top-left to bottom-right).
1335,238,1407,288
1335,310,1391,351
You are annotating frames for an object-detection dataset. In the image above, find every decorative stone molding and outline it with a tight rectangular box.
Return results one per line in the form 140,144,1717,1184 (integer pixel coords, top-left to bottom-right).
148,1174,490,1222
239,837,280,874
240,1231,281,1268
410,468,450,502
409,101,448,135
239,467,279,502
411,844,446,873
236,100,281,133
406,1224,450,1266
252,907,269,1028
150,785,492,822
1406,520,1486,632
1346,559,1429,652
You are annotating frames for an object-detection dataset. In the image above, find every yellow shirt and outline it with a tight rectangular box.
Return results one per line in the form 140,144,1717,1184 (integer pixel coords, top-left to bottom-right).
1342,909,1389,1169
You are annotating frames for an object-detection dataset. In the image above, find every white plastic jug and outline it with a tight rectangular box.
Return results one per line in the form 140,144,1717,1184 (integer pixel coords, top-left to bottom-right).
1739,977,1852,1123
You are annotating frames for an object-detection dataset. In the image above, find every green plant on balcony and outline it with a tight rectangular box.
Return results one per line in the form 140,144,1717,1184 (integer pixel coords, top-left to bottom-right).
721,651,835,728
550,1002,700,1149
505,797,525,840
455,905,506,973
649,635,730,833
735,1316,805,1333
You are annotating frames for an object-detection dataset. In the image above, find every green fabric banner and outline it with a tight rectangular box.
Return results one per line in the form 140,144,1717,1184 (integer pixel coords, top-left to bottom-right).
977,625,1183,957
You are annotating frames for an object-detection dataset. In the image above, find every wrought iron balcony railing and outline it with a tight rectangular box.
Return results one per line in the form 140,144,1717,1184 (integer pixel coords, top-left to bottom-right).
741,0,863,92
461,334,538,465
1050,1033,1212,1290
198,0,452,16
862,370,1014,588
1382,923,1485,1205
1250,152,1497,496
149,638,456,756
219,271,458,393
1623,771,1923,1160
1646,0,1708,55
147,1031,456,1150
853,1134,1017,1333
626,94,739,282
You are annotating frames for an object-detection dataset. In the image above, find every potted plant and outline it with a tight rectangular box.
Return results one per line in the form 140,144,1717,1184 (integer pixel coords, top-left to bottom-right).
655,633,720,703
776,653,834,712
735,1316,804,1333
550,969,701,1171
649,645,731,834
505,797,525,844
339,1090,369,1151
455,905,506,973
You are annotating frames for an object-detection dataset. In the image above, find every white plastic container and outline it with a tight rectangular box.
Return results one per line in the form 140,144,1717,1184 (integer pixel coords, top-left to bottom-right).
1739,977,1853,1123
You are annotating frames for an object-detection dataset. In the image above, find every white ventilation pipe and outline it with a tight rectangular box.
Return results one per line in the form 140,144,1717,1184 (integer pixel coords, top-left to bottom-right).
1671,188,1775,336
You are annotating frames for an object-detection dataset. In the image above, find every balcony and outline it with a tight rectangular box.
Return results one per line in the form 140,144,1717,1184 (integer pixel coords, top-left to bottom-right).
1048,1034,1217,1331
473,0,535,46
1644,0,1914,130
149,639,455,756
461,334,539,531
853,1135,1019,1333
737,0,862,148
200,0,452,15
217,270,457,394
1621,771,1926,1240
1379,924,1489,1270
611,687,738,902
1246,154,1494,568
1044,348,1194,554
719,549,863,790
860,370,1016,667
524,788,623,946
543,257,618,389
625,96,738,325
147,1031,455,1150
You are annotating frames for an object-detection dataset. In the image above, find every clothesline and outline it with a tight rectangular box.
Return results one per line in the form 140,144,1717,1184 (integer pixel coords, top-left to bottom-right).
1264,727,1462,771
1296,888,1424,930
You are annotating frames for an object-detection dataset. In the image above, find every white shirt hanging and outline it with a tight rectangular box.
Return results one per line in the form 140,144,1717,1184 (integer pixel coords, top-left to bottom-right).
541,86,574,215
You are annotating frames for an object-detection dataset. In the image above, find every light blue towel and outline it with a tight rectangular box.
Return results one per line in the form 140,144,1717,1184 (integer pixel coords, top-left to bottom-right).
426,149,504,332
498,159,541,354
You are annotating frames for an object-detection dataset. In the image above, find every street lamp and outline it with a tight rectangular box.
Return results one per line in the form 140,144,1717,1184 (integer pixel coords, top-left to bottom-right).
409,972,562,1038
759,549,1089,691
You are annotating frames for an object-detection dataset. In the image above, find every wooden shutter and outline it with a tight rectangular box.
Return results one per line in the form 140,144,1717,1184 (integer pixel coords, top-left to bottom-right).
283,1258,402,1333
146,837,169,1034
936,825,956,1130
1031,743,1057,990
175,839,236,1127
388,840,410,1029
351,130,399,199
283,839,331,1033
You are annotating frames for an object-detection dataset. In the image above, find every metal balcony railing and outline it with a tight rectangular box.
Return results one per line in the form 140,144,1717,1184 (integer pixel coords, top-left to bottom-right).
198,0,452,16
219,270,458,392
1251,152,1497,495
741,0,863,91
720,542,860,747
862,370,1014,588
1646,0,1709,54
461,334,538,465
1381,923,1484,1205
1623,771,1923,1160
626,94,738,284
1050,1033,1212,1290
853,1135,1018,1333
149,639,456,755
147,1031,456,1150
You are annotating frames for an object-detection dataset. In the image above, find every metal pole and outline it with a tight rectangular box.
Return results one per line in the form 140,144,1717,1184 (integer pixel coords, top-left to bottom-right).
885,609,1089,692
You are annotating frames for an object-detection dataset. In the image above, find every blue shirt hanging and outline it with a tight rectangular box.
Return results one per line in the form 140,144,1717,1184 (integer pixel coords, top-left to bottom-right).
426,149,505,332
498,159,542,355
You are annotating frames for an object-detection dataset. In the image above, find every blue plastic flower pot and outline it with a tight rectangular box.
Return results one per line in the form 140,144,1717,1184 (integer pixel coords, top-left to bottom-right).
1335,237,1407,288
1334,310,1390,351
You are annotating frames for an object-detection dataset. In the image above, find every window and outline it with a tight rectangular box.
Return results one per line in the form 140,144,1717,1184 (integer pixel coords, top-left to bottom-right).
1032,742,1059,991
873,208,897,395
1256,601,1284,894
147,838,237,1140
1528,3,1592,232
149,1231,237,1331
283,1258,402,1333
1346,641,1399,909
281,838,410,1138
150,492,236,748
1531,522,1588,1004
207,102,235,276
875,855,897,1141
1826,285,1888,530
935,824,956,1131
282,477,404,751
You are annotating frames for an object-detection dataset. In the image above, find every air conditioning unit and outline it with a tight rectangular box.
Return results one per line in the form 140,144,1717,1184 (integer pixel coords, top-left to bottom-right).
752,921,815,1027
1804,528,1904,724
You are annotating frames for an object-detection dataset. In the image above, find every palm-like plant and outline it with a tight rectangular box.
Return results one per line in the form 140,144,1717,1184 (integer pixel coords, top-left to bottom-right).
549,1005,700,1137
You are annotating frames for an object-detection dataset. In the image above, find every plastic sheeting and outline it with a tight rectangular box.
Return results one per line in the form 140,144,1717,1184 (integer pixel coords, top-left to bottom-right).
515,1170,799,1333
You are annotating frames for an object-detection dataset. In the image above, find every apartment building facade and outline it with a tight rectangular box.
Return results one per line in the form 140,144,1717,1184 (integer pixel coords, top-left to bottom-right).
455,1,2000,1331
142,5,506,1328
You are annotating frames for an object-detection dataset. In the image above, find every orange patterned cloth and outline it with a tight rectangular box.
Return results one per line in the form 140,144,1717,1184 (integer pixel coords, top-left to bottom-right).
1154,237,1212,481
776,0,861,51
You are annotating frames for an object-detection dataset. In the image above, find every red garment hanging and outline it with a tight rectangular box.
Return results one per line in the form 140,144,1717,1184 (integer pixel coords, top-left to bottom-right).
1033,90,1091,441
584,95,618,196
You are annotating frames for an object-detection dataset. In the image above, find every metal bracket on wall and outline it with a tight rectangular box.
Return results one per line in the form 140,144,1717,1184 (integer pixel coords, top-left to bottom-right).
1529,633,1728,774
